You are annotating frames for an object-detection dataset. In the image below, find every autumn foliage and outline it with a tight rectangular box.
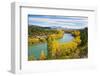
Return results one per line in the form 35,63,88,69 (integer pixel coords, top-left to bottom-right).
47,30,82,59
28,25,88,60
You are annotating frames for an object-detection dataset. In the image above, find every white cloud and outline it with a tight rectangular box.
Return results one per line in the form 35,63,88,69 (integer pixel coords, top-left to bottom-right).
29,16,88,29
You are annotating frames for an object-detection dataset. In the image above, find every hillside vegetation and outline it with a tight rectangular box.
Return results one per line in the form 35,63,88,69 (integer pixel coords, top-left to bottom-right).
28,25,88,60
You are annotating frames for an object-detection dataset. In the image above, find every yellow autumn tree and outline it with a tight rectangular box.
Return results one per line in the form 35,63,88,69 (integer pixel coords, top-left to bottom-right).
73,36,81,45
72,30,80,36
28,54,35,61
28,37,39,45
47,34,61,58
39,51,46,60
51,40,60,58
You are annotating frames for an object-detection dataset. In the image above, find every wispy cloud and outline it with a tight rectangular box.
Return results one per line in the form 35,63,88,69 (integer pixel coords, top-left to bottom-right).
28,15,88,29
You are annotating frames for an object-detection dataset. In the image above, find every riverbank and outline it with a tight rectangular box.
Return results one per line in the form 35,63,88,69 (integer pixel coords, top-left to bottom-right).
28,29,64,45
28,25,88,60
28,33,73,60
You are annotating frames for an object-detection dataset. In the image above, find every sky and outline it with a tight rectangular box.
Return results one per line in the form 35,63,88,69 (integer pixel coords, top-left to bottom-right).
28,15,88,29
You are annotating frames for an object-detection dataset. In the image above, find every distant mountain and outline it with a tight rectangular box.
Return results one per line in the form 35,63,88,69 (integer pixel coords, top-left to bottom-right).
29,25,87,30
49,26,62,29
29,25,52,30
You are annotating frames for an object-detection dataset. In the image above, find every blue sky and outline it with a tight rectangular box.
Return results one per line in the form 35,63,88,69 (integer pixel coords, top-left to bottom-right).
28,15,88,29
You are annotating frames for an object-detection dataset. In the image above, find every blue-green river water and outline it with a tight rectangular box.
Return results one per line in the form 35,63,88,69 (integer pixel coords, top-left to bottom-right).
28,33,73,59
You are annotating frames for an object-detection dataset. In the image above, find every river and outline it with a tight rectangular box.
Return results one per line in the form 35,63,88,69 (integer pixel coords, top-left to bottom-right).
28,33,74,60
